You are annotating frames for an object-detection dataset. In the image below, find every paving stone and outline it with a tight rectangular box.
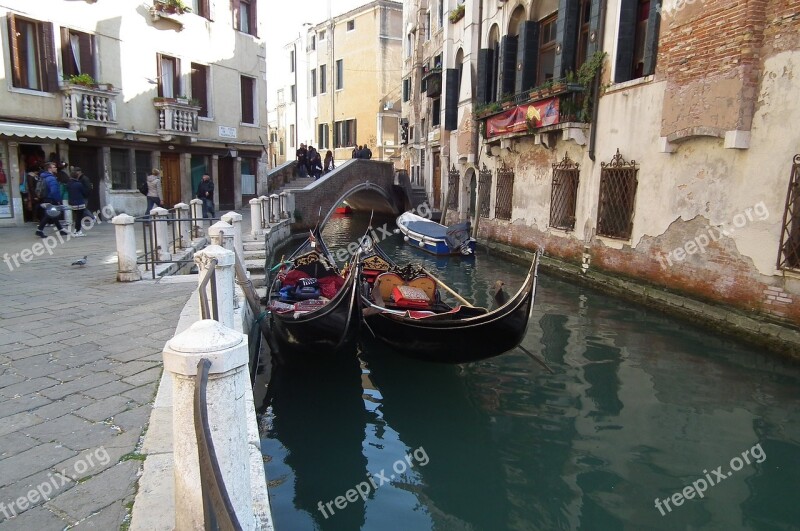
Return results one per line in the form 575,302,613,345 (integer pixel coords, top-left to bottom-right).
0,505,70,529
74,396,134,422
9,360,69,380
0,432,38,460
45,461,140,522
3,345,57,361
108,360,159,378
0,443,76,488
0,468,76,520
110,405,153,434
106,348,161,363
0,332,36,347
69,500,128,530
0,377,60,399
38,372,117,400
0,373,24,389
51,444,131,484
58,334,110,347
121,382,159,405
0,394,51,419
23,414,120,452
30,395,95,421
82,380,134,400
121,366,163,387
0,412,44,438
50,349,109,369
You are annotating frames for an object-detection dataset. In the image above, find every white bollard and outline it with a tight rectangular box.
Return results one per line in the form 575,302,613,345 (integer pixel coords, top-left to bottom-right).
194,245,235,329
221,211,244,261
190,198,204,237
249,198,263,239
279,193,288,219
62,199,73,231
269,194,280,223
112,214,141,282
162,319,256,531
149,206,172,261
208,220,235,253
174,202,190,249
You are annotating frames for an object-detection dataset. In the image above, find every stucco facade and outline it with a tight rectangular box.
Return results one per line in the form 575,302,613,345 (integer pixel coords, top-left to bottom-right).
0,0,269,225
404,0,800,328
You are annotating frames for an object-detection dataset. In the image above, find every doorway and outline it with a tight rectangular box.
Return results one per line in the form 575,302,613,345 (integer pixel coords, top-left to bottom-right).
159,153,181,208
68,146,101,212
432,150,441,209
218,156,235,211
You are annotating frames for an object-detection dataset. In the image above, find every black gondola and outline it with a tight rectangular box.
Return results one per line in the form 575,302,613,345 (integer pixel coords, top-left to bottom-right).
264,230,361,364
358,237,541,363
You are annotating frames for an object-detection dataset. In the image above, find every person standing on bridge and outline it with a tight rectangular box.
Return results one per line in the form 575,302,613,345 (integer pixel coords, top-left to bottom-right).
296,143,308,178
323,150,335,175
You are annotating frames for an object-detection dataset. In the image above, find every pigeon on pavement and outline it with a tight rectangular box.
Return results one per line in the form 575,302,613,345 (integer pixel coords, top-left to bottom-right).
71,256,88,267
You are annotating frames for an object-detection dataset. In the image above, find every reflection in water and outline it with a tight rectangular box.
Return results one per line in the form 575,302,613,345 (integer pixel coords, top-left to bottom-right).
257,212,800,530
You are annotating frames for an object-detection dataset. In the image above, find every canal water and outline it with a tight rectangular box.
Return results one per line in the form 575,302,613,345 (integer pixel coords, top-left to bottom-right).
255,212,800,531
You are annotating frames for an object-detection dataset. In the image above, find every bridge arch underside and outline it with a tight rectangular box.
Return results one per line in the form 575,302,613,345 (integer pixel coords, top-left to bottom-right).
321,186,399,227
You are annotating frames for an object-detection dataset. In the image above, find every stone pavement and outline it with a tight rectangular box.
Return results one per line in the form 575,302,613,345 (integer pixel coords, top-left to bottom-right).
0,219,196,529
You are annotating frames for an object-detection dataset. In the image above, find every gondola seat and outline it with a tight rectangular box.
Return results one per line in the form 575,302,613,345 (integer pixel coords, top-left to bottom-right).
407,276,436,301
375,272,406,301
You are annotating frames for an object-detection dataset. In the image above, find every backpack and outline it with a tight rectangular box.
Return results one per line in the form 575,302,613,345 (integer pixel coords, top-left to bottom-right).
138,181,149,195
35,177,48,200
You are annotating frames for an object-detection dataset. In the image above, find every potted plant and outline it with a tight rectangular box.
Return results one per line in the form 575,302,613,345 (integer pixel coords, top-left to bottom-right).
500,93,515,109
154,0,192,14
577,51,607,121
448,4,465,23
65,73,97,87
551,77,567,94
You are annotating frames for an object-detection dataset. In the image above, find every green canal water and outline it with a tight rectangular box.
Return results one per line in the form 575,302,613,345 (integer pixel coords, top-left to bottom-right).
255,213,800,531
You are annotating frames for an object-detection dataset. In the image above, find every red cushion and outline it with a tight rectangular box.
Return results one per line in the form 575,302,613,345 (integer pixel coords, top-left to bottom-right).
391,285,430,309
282,269,310,287
318,275,345,299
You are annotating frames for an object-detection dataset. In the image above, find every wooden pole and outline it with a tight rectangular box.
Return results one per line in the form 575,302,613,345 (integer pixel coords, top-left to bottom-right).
441,174,455,225
421,268,474,308
472,177,489,239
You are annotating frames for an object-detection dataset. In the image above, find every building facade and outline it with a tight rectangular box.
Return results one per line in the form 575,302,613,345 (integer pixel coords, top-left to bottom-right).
0,0,268,226
281,0,403,164
403,0,800,326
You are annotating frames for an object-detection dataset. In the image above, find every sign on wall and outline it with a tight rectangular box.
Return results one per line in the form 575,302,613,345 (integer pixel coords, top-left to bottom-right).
485,97,560,138
219,126,237,139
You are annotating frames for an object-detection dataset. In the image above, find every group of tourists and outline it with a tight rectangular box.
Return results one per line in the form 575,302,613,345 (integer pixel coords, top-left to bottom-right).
32,160,95,238
295,144,336,180
351,144,372,159
142,170,215,219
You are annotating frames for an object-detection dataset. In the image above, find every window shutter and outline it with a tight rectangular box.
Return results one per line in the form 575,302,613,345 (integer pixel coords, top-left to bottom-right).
41,22,58,92
60,27,76,78
558,0,580,77
643,1,660,76
249,0,258,37
241,77,254,123
500,35,518,97
174,58,182,96
231,0,241,30
80,33,94,78
7,15,22,87
614,0,638,83
192,64,208,117
444,68,458,131
476,48,490,105
515,21,539,93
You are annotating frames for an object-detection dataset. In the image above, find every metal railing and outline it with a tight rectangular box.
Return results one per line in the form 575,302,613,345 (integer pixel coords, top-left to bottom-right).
135,208,213,279
197,257,219,321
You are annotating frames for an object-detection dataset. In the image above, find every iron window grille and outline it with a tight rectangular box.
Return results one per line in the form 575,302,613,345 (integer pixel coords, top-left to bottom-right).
448,165,460,209
478,164,492,218
778,154,800,270
495,163,514,221
597,149,639,240
550,153,580,231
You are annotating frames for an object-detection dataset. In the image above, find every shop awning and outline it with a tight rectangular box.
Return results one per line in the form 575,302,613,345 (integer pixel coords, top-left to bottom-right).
0,121,77,141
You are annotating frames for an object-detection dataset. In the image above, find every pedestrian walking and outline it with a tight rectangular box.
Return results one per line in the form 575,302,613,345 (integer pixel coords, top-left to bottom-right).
296,143,308,177
35,162,68,237
66,169,89,236
146,168,163,215
75,167,96,222
197,174,215,219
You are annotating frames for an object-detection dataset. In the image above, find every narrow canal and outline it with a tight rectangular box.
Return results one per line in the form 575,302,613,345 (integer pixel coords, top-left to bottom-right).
255,212,800,531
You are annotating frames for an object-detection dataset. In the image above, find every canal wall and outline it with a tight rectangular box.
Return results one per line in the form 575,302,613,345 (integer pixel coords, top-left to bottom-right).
484,240,800,361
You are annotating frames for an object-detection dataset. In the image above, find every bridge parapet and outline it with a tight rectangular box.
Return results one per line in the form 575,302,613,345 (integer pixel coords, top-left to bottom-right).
262,160,298,195
287,159,408,230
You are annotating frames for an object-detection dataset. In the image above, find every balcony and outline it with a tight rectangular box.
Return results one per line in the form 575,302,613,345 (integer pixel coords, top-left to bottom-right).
61,83,120,133
153,98,200,141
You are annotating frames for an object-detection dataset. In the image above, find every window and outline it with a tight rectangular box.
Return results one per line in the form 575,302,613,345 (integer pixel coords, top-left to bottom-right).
320,64,327,94
347,20,355,31
191,0,211,19
437,1,444,30
478,165,492,218
538,15,557,84
310,35,316,51
60,28,95,80
319,30,326,41
409,125,415,143
406,34,413,58
233,0,257,36
495,165,514,220
318,123,330,149
431,98,440,127
241,75,255,124
335,59,344,90
334,119,356,148
615,0,659,82
310,69,317,97
110,148,132,190
190,63,209,117
241,157,256,195
421,118,426,137
289,124,295,148
135,150,152,190
7,15,57,92
289,49,295,72
158,54,180,98
549,155,580,231
778,156,800,270
426,11,431,40
403,78,410,102
290,84,296,103
597,150,639,240
632,0,651,78
575,0,592,72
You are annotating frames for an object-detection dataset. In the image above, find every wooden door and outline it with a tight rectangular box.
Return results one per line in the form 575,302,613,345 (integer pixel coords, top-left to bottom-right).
218,157,235,211
432,150,441,209
160,153,181,208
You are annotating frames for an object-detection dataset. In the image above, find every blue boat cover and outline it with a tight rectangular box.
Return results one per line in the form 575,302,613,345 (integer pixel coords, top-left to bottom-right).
405,220,448,239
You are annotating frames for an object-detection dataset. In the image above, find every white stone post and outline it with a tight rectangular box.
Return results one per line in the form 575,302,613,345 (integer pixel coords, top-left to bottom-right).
283,193,295,222
190,198,204,237
269,194,280,223
208,220,235,253
149,206,172,261
249,198,263,239
279,192,288,219
194,245,235,329
259,196,270,227
221,211,244,261
162,320,256,531
112,214,141,282
62,199,73,232
174,202,190,249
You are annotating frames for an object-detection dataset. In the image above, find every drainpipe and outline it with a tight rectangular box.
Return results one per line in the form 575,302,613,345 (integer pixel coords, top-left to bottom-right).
472,0,483,168
588,0,607,162
293,39,299,151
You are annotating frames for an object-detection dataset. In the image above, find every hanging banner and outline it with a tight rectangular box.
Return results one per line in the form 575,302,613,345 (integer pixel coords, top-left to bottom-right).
485,97,560,138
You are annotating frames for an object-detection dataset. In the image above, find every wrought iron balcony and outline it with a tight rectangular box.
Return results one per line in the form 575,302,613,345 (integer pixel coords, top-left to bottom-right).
61,84,119,132
153,98,200,140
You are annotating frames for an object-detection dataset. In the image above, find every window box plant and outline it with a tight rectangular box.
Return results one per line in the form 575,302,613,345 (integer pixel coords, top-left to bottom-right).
65,73,97,87
448,4,465,23
153,0,191,14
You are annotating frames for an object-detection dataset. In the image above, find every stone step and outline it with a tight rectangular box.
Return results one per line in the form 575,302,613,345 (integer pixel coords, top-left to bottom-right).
248,273,267,288
243,241,264,252
244,249,266,260
244,259,265,272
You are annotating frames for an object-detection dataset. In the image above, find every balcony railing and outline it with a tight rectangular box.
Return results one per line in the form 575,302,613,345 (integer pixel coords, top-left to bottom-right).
61,84,119,131
153,98,200,140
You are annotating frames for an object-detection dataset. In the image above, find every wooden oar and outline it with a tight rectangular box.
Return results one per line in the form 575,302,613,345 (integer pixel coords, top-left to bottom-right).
421,268,474,308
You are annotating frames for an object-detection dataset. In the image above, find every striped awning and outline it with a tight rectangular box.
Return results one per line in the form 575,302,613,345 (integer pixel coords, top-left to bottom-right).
0,121,77,141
